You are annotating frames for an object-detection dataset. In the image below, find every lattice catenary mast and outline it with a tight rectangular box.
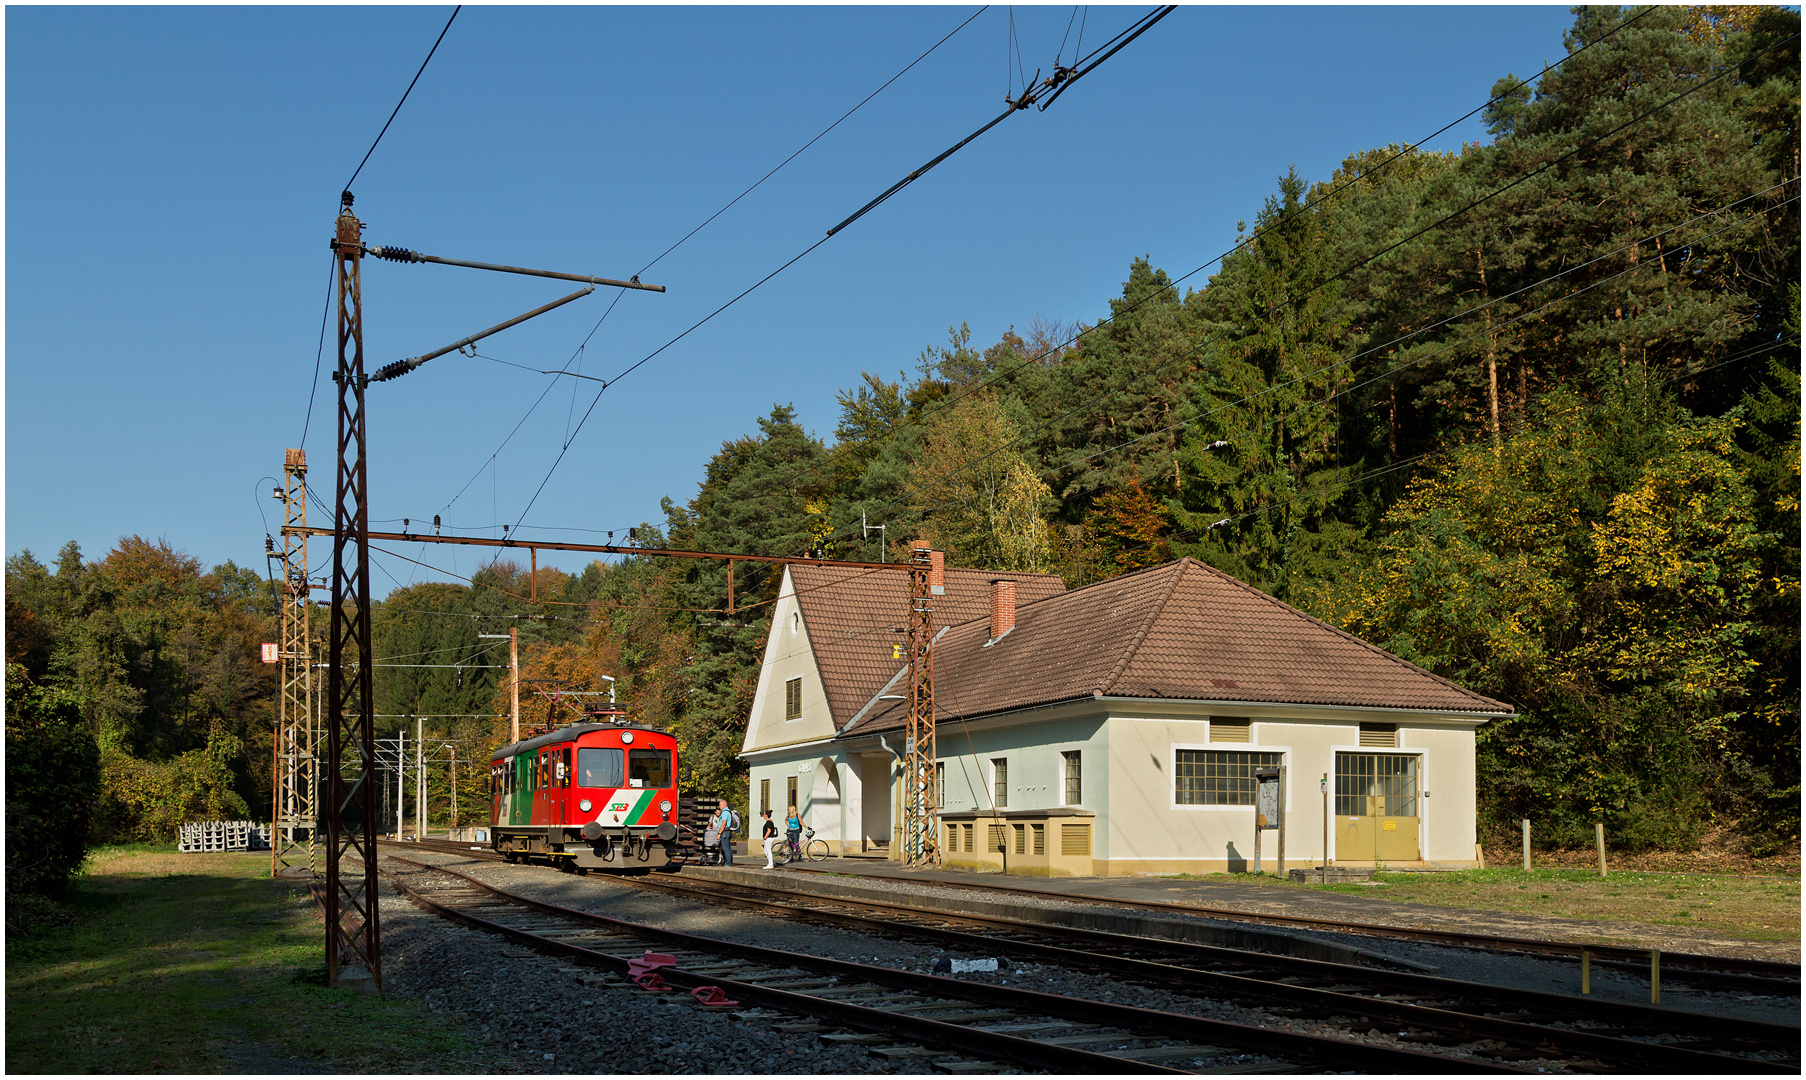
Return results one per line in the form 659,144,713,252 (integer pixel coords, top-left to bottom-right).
270,449,318,878
902,541,943,868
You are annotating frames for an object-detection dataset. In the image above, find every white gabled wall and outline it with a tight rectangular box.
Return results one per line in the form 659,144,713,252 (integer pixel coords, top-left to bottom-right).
741,567,837,756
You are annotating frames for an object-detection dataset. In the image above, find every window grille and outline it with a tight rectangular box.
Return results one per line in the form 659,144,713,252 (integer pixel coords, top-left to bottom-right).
1176,750,1283,805
963,823,974,852
992,758,1008,808
1061,823,1091,856
1063,750,1082,805
1359,722,1398,748
1031,823,1045,856
987,825,1008,852
784,677,802,720
1013,823,1026,854
1209,718,1251,742
1336,753,1417,816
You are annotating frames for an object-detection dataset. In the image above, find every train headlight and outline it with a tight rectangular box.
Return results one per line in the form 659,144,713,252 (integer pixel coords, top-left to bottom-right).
659,800,671,813
578,799,593,813
620,732,634,745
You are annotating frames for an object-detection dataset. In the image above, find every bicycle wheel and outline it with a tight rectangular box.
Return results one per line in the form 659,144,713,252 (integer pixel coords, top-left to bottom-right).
805,838,830,862
770,841,791,866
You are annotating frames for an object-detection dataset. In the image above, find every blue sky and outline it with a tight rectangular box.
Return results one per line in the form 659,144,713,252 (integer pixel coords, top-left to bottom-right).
6,4,1578,589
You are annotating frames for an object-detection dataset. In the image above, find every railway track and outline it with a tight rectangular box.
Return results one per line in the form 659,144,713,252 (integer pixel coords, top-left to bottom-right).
782,864,1801,994
604,862,1797,1073
381,853,1518,1073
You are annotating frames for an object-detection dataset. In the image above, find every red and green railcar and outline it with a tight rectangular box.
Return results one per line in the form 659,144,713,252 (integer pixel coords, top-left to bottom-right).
489,721,681,871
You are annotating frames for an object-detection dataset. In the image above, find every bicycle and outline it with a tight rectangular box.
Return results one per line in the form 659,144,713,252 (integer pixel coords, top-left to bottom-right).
771,828,829,865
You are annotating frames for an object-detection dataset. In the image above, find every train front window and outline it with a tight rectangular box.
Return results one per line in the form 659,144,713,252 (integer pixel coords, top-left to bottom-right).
577,748,624,788
628,748,672,788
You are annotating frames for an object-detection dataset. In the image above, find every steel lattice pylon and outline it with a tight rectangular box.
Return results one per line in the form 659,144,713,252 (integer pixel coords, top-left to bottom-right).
901,542,941,868
271,448,317,877
325,197,381,992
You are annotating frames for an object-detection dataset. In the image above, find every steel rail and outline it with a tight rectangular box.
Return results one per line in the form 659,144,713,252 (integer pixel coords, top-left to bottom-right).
787,866,1802,986
383,854,1513,1073
612,867,1796,1072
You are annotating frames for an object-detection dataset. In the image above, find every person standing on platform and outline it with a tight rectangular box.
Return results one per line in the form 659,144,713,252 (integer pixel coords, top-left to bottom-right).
711,799,737,867
785,804,804,858
760,809,778,868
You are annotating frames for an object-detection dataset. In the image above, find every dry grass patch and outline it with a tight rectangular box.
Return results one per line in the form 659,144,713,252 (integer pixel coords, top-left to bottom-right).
1284,868,1800,943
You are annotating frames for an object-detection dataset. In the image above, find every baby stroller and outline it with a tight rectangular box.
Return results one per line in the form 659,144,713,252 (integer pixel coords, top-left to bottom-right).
698,826,723,866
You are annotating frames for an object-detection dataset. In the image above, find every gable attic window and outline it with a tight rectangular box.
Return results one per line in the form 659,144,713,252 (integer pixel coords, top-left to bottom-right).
1359,722,1398,748
1209,718,1251,743
785,677,803,721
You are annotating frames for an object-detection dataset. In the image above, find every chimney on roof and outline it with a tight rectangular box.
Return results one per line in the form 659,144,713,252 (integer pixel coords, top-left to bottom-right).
911,540,946,595
988,579,1016,642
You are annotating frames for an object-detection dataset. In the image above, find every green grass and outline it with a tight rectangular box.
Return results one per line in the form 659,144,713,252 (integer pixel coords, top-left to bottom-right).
1208,867,1801,943
6,849,488,1073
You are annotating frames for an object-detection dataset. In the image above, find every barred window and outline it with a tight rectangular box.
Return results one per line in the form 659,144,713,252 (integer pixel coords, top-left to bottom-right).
1176,750,1284,805
1336,753,1418,817
1061,823,1091,856
992,758,1008,808
1063,749,1082,805
784,677,802,720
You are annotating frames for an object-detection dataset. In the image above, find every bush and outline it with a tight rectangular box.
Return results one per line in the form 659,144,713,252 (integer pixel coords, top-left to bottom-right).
95,729,251,843
5,665,102,901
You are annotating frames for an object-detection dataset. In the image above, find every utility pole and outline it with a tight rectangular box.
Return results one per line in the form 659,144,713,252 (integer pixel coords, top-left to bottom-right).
902,541,943,868
271,448,315,878
325,192,381,994
395,728,406,841
448,745,458,829
510,628,520,744
416,716,425,840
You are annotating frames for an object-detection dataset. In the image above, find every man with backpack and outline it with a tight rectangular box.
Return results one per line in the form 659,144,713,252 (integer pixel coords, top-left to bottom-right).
711,799,738,867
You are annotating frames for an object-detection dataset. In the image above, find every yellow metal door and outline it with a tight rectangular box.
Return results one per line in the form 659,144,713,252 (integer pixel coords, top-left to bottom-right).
1335,754,1420,864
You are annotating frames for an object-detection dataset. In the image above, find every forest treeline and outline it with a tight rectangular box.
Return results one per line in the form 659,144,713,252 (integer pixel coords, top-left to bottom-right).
8,7,1797,917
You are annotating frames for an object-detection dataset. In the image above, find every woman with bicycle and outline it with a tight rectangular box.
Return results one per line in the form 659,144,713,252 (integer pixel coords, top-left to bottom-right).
785,805,804,856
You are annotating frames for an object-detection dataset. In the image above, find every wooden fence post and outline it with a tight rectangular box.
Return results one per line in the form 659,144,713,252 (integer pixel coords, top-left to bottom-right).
1595,821,1607,878
1521,818,1531,871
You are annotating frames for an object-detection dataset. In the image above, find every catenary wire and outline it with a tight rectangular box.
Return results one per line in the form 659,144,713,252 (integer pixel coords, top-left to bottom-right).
795,6,1661,505
344,6,462,193
899,190,1797,532
503,6,1169,535
819,22,1790,547
434,6,989,520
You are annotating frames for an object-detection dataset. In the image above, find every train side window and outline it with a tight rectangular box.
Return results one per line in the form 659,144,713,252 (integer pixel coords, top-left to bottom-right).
627,748,672,789
560,748,571,788
577,748,624,788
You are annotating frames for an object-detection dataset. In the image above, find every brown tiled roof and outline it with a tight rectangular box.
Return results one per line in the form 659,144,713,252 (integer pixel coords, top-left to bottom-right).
839,557,1510,737
789,561,1067,729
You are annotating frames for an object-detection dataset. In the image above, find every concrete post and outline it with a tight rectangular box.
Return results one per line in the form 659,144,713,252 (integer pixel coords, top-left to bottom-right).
1521,818,1531,871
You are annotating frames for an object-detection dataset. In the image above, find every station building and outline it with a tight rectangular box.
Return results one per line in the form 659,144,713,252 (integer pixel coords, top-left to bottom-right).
740,557,1509,876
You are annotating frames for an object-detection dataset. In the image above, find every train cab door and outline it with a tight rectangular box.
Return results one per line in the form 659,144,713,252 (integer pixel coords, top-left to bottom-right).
533,750,550,825
549,746,571,827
